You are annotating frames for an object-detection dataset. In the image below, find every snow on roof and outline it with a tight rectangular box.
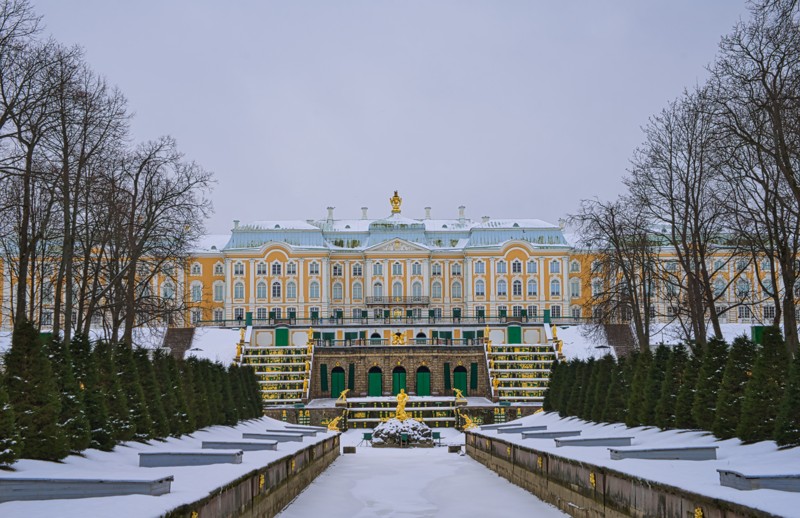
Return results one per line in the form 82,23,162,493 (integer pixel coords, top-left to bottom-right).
327,219,372,232
191,234,229,253
422,219,475,231
473,218,557,229
246,220,320,231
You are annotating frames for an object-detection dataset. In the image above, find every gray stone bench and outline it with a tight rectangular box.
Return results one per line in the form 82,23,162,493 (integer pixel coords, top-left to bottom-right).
243,432,304,442
202,440,278,451
521,430,582,440
285,424,326,432
610,446,718,461
480,423,523,430
718,469,800,492
497,425,548,434
0,476,174,502
555,437,633,447
139,450,243,467
266,428,317,437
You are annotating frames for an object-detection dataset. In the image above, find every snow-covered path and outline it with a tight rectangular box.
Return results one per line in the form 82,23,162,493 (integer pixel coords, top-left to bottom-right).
276,429,567,518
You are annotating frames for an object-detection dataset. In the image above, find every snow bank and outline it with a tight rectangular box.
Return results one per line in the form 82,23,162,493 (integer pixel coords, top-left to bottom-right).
554,325,615,360
184,327,240,364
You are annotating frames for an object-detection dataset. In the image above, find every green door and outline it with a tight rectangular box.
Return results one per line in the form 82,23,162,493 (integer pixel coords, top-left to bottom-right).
322,332,335,346
331,367,345,398
275,327,289,346
392,367,407,395
368,368,382,396
508,325,522,344
454,366,468,396
416,367,431,396
463,331,475,345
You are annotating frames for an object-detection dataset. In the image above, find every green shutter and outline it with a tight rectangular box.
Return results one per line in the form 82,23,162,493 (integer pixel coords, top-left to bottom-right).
443,362,451,391
470,362,479,390
320,364,328,392
348,363,355,390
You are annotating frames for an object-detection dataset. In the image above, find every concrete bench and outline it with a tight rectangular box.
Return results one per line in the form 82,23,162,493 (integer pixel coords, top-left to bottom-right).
555,437,633,447
718,470,800,492
202,440,278,451
139,450,243,467
0,476,174,502
480,423,523,430
496,425,548,434
521,430,582,440
242,432,304,442
266,428,317,437
285,425,326,432
610,446,718,461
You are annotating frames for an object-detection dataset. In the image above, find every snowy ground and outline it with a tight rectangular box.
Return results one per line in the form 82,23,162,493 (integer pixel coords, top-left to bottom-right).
474,412,800,518
0,417,333,518
276,428,567,518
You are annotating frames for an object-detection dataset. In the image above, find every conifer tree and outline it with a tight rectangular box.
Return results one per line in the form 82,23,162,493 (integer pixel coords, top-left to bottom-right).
243,366,263,418
228,364,247,419
581,358,601,420
640,345,671,426
71,335,114,450
4,320,69,460
543,360,563,412
774,350,800,447
712,336,757,440
115,343,153,441
565,361,587,417
691,338,729,431
0,381,21,466
625,349,651,427
737,327,789,443
167,355,194,435
590,355,614,422
133,348,169,439
94,341,133,442
151,350,179,435
602,355,630,424
557,361,578,417
185,359,212,428
221,366,239,425
47,337,91,452
674,347,703,429
654,345,689,430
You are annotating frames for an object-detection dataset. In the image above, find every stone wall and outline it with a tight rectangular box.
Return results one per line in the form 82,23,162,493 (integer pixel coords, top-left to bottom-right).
466,433,778,518
164,434,340,518
311,346,489,399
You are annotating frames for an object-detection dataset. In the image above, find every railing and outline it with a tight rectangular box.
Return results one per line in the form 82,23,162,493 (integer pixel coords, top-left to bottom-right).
197,315,590,328
365,296,430,305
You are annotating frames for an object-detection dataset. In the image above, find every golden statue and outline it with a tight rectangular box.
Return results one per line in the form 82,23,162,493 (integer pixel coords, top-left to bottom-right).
235,343,242,362
484,325,492,348
306,327,315,345
327,415,343,431
391,331,406,345
395,388,409,421
240,327,246,343
336,388,349,403
302,378,308,392
456,407,477,431
453,388,467,402
390,190,402,214
492,377,500,390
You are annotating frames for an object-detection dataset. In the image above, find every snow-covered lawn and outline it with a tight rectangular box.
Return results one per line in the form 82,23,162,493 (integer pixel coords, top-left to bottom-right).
474,412,800,517
276,428,567,518
0,417,334,518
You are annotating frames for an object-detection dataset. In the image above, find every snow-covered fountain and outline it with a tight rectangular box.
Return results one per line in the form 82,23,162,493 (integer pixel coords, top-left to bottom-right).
371,389,434,447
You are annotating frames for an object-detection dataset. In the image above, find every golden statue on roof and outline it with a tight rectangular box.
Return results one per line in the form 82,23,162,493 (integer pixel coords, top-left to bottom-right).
390,190,402,214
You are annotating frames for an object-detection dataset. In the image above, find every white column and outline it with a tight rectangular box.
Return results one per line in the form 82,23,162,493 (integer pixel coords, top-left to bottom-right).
224,258,232,319
248,259,255,311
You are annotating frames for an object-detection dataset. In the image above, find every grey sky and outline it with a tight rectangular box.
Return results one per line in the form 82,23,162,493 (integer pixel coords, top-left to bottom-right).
34,1,748,234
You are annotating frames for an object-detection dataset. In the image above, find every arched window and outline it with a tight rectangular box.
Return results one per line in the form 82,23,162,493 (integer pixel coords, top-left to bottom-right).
271,262,282,276
256,281,267,299
412,262,422,275
272,281,281,298
550,260,561,274
373,262,383,276
287,281,297,299
497,280,507,296
333,282,343,300
511,260,522,274
373,282,383,297
352,282,363,300
412,282,422,298
512,280,522,296
352,263,363,277
191,282,202,302
431,263,442,276
475,261,485,274
233,282,244,300
713,278,726,297
736,279,750,298
452,281,462,299
432,281,442,299
550,279,561,297
527,279,538,297
392,281,403,297
309,281,320,299
392,262,402,275
475,280,485,297
570,260,580,273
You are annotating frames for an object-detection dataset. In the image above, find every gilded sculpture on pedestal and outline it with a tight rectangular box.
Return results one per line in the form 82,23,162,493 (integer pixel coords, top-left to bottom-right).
395,388,409,421
390,190,402,213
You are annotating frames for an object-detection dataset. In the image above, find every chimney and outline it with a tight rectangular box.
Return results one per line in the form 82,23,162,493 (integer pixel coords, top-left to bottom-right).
425,207,431,219
233,219,240,229
361,207,369,220
327,206,335,222
482,216,490,223
458,205,466,224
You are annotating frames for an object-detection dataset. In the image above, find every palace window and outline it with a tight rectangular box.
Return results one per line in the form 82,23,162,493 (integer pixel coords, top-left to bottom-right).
213,308,224,321
234,308,244,321
287,262,297,275
287,281,297,299
475,261,485,274
512,305,522,317
736,279,750,298
550,260,561,274
511,260,522,274
352,263,363,277
191,263,201,275
233,262,244,275
272,281,281,299
570,279,580,298
571,306,581,319
528,305,538,318
191,309,201,325
452,281,462,299
352,308,362,319
257,262,267,275
592,280,602,297
412,282,423,297
528,280,538,297
432,281,442,299
310,281,320,299
763,304,776,320
214,263,224,275
570,261,580,273
550,279,561,297
475,280,485,297
512,280,522,296
551,305,561,318
191,283,202,302
392,282,403,297
497,280,507,296
256,307,267,320
373,282,383,297
162,282,175,300
332,264,343,277
273,308,282,319
412,262,422,275
452,263,462,276
333,282,343,301
738,305,752,319
213,282,224,302
309,262,320,275
256,281,267,299
272,262,282,276
527,260,537,274
391,262,402,276
233,282,244,300
432,263,442,276
373,262,383,276
496,261,507,274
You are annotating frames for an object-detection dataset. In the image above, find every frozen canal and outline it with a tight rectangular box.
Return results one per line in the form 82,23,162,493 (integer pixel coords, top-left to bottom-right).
277,428,567,518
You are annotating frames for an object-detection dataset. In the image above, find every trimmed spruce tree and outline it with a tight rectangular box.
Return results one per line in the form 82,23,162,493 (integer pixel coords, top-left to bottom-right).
542,360,563,412
691,338,729,431
47,337,91,452
712,336,757,440
133,348,168,439
115,343,153,441
602,355,631,424
581,358,601,420
674,346,703,429
625,349,651,427
94,341,133,442
565,361,587,417
640,345,671,426
774,351,800,447
557,361,578,417
589,355,614,422
4,320,69,460
71,335,114,450
654,345,689,430
0,380,21,466
151,350,180,436
737,327,789,443
166,354,194,435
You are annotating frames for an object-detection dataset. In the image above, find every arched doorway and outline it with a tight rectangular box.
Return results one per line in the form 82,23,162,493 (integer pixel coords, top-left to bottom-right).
416,366,431,396
453,366,468,396
392,366,406,395
368,366,383,396
331,367,345,398
415,332,426,345
370,332,382,345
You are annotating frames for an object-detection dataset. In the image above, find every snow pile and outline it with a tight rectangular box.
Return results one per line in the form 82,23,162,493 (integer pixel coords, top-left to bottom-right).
372,418,434,447
475,412,800,517
554,326,615,360
184,327,240,364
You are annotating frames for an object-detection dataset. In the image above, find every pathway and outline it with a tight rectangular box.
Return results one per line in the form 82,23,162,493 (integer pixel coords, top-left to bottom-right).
277,429,567,518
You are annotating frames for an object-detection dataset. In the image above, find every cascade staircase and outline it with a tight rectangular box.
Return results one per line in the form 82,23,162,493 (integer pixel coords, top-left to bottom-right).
240,344,313,407
486,343,556,405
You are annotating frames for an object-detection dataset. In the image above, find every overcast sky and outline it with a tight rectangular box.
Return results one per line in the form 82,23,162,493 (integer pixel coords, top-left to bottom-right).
34,1,748,234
